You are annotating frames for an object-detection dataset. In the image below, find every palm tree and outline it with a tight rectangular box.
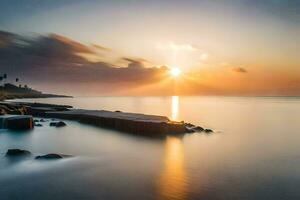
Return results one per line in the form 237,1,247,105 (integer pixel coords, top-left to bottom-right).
3,74,7,86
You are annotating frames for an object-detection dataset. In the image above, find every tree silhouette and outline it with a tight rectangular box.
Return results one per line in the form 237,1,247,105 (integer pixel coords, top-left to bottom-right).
3,74,7,86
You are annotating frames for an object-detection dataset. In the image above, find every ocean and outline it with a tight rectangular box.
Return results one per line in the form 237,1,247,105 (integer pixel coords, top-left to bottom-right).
1,96,300,200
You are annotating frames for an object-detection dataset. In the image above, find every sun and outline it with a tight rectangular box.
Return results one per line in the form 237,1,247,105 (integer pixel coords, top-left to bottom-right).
170,68,182,77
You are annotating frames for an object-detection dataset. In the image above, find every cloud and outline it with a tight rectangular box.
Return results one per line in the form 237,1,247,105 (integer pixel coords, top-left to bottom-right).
200,53,209,61
0,30,169,91
91,44,111,51
157,42,198,52
0,31,16,48
232,67,247,73
120,57,151,69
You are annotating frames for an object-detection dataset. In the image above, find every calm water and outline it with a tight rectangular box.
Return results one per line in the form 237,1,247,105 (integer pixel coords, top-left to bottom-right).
1,96,300,200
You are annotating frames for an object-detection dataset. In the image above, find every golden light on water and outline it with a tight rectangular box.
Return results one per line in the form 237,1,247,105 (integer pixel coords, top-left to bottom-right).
157,137,188,200
171,96,179,121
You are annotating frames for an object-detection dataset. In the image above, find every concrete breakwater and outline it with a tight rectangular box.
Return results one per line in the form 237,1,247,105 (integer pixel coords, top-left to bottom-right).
1,101,211,136
44,109,187,136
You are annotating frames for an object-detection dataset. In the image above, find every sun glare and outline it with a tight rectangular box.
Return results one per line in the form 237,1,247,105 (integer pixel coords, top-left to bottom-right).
170,68,182,77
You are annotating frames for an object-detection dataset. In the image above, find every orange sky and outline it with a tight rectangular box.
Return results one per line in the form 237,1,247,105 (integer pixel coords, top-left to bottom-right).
0,1,299,96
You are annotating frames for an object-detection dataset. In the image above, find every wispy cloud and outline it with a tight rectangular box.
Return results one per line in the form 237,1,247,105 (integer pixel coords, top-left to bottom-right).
91,44,111,52
156,42,198,52
232,67,248,73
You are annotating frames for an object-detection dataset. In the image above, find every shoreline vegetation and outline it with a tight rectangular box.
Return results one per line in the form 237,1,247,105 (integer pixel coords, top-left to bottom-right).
0,83,72,101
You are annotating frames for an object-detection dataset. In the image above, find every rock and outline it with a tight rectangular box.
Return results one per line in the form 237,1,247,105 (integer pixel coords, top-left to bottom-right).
194,126,204,132
185,123,194,128
185,126,195,133
34,123,43,127
167,122,187,134
34,119,39,123
49,122,57,126
204,129,213,133
35,153,70,160
50,121,66,127
56,121,66,127
115,110,121,113
3,115,34,130
6,149,31,156
0,109,5,115
40,118,46,122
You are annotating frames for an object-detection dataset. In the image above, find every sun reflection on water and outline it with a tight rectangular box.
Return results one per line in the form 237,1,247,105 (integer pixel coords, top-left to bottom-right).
157,137,188,200
171,96,179,121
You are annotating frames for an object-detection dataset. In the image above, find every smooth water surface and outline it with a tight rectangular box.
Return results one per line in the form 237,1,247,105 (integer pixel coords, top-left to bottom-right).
2,96,300,200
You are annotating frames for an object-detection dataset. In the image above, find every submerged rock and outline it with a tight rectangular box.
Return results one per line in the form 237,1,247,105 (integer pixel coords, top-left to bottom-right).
204,129,213,133
35,153,71,160
6,149,31,157
194,126,204,132
50,121,66,127
56,121,66,127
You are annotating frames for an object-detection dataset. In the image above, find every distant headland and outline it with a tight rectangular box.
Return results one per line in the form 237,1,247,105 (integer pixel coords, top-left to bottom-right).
0,73,71,100
0,83,71,100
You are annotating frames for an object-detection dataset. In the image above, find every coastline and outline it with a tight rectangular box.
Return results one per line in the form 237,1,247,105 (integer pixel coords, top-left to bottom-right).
0,93,72,101
0,83,72,101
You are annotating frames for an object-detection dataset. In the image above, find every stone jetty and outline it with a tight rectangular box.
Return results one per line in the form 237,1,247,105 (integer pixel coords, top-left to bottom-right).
0,101,212,136
45,109,187,136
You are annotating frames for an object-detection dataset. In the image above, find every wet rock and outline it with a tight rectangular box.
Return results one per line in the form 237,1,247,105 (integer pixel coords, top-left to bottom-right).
4,115,34,130
167,122,187,134
49,122,57,126
204,129,213,133
34,119,39,123
35,153,71,160
194,126,204,132
56,121,66,127
184,123,204,133
6,149,31,157
34,123,43,127
50,121,66,127
40,118,46,122
184,122,194,127
185,126,196,133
